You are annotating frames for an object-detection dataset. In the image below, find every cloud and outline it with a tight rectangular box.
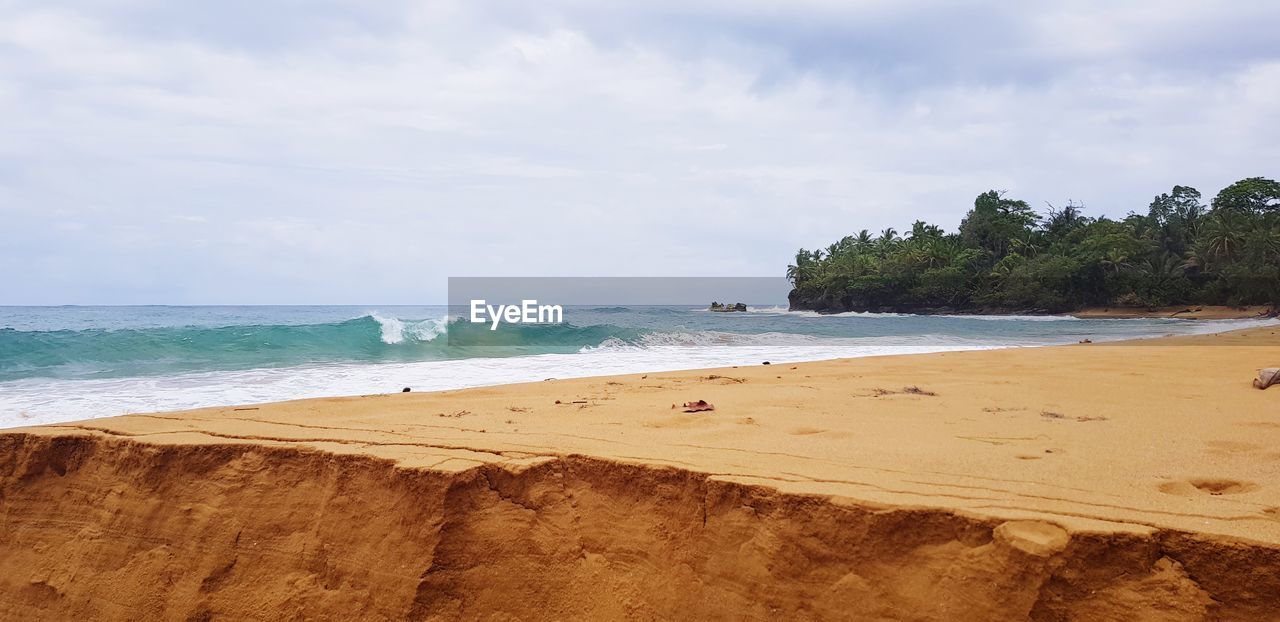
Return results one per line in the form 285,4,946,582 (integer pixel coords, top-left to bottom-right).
0,1,1277,303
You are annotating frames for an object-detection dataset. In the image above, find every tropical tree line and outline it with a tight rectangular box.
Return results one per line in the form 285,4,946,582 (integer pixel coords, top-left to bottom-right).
787,177,1280,313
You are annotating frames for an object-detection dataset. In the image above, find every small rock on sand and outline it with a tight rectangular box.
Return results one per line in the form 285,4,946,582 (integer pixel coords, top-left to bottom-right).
1255,368,1279,390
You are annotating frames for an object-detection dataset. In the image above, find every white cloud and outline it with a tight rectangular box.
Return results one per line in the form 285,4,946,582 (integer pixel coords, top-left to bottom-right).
0,1,1277,303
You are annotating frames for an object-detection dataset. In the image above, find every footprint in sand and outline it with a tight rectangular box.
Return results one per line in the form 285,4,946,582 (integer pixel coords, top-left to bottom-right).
1158,478,1260,497
789,427,826,436
643,414,719,430
1204,440,1264,457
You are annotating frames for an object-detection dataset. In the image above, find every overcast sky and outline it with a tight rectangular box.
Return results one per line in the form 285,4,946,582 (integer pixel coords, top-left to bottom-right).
2,1,1278,304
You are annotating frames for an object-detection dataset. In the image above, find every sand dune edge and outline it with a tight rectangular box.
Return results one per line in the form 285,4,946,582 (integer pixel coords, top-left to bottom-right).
2,433,1277,621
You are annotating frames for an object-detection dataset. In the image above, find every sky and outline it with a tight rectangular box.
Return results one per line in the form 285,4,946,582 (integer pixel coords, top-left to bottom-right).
2,1,1278,304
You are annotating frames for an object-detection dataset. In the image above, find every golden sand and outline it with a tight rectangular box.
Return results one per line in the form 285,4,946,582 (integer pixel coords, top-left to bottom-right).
1,327,1278,620
1071,304,1274,319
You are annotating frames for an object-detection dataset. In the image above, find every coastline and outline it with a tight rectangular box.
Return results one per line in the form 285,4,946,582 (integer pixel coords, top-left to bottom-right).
785,302,1276,320
15,307,1275,429
2,326,1279,619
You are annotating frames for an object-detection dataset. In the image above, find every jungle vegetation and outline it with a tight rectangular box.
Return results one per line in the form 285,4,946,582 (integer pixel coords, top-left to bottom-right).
786,177,1280,313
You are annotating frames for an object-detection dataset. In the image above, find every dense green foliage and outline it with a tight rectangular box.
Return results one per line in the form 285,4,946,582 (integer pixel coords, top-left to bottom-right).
787,178,1280,312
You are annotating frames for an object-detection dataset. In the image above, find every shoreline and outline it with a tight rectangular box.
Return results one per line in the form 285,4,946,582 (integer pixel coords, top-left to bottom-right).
2,326,1279,618
784,303,1277,320
6,313,1278,429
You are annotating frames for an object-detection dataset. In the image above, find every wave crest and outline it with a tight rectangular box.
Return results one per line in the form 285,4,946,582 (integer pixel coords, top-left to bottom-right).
367,313,447,344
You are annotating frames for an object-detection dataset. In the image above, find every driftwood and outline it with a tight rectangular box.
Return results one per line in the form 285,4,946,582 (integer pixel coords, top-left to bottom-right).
1255,368,1280,390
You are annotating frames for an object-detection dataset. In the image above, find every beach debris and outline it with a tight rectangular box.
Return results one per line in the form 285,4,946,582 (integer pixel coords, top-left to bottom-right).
703,374,745,384
554,400,561,404
1255,368,1280,390
679,400,715,412
402,387,411,392
1078,339,1092,344
1075,415,1108,422
232,407,259,411
1040,411,1066,420
762,361,771,365
870,386,938,397
438,410,472,418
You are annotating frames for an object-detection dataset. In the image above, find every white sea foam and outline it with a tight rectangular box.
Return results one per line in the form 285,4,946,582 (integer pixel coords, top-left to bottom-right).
0,342,1000,428
744,307,915,318
370,312,407,343
1,317,1273,430
367,312,448,344
743,305,791,314
582,330,1005,350
937,314,1081,322
746,306,1079,321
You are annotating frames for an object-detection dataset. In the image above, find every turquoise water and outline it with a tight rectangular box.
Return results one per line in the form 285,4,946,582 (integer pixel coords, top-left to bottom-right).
1,305,1272,426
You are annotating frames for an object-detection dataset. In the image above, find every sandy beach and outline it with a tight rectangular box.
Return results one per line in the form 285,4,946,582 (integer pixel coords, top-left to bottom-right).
6,1,1278,619
1070,305,1276,320
1,326,1278,620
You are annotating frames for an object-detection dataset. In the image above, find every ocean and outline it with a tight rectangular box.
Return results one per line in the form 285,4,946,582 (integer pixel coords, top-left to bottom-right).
1,305,1273,428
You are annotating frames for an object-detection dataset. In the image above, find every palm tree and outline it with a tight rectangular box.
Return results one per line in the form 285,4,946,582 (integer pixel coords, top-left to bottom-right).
854,230,874,249
1143,253,1185,281
875,228,899,256
905,238,960,269
1240,223,1280,265
1100,249,1133,276
787,249,820,285
1198,211,1247,265
909,220,943,241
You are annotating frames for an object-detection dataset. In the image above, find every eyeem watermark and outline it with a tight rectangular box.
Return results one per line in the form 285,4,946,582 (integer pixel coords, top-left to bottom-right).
448,277,792,346
469,299,563,330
